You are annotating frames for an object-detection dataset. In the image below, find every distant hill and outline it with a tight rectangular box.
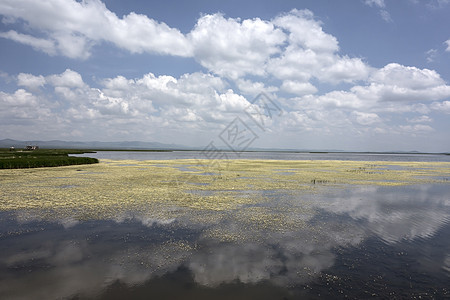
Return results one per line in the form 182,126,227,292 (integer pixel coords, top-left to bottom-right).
1,139,439,154
0,139,349,152
0,139,188,150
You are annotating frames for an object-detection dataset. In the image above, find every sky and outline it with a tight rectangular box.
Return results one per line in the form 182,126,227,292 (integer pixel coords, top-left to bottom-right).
0,0,450,152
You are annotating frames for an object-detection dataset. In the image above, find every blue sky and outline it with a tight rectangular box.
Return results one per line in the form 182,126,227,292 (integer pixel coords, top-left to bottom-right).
1,0,449,151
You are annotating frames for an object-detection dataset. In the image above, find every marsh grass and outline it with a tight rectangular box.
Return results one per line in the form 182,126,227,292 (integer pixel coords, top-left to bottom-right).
0,149,98,169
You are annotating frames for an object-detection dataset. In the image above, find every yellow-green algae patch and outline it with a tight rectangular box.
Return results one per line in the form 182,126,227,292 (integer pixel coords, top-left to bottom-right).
0,159,449,224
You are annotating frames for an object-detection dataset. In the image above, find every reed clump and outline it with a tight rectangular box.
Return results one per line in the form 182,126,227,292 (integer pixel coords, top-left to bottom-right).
0,148,98,169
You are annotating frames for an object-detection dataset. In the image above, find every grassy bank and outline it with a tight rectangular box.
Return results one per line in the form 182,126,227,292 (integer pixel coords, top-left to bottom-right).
0,149,98,169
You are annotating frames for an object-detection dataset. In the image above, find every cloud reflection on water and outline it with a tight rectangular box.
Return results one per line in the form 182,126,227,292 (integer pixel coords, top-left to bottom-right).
311,184,450,244
0,184,449,299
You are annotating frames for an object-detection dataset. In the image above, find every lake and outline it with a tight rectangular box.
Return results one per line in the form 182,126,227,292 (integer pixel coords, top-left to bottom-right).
73,150,450,162
0,153,449,299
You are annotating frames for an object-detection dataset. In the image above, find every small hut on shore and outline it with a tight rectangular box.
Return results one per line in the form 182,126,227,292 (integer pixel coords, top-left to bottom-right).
24,145,39,151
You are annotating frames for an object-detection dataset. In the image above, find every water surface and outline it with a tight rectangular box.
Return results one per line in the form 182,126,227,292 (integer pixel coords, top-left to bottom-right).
1,183,449,299
73,150,450,162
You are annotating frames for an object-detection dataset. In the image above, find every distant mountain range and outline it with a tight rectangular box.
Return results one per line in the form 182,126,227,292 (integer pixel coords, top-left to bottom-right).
0,138,340,152
0,139,188,150
1,138,444,154
0,138,344,152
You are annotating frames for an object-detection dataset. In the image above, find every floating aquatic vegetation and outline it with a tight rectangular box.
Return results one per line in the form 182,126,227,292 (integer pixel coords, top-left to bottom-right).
0,159,449,227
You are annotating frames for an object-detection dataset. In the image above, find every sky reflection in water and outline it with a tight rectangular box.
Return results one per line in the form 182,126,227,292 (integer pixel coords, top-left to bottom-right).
1,184,449,299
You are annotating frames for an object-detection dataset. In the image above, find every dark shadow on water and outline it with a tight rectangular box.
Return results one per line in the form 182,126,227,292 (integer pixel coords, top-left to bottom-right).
97,267,293,300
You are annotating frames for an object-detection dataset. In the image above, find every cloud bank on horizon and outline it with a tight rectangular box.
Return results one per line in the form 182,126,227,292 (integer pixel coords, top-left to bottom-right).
0,0,449,151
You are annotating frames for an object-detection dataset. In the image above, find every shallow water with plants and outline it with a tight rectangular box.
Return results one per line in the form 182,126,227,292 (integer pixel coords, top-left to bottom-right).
1,157,449,299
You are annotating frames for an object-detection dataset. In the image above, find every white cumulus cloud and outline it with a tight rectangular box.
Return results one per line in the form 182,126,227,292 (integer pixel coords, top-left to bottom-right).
408,115,433,123
0,0,192,59
431,100,450,114
364,0,385,8
47,69,86,88
352,111,381,125
189,13,285,79
281,80,317,96
17,73,46,89
273,9,338,52
364,0,392,23
0,30,56,55
445,40,450,52
370,63,446,89
426,49,438,62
